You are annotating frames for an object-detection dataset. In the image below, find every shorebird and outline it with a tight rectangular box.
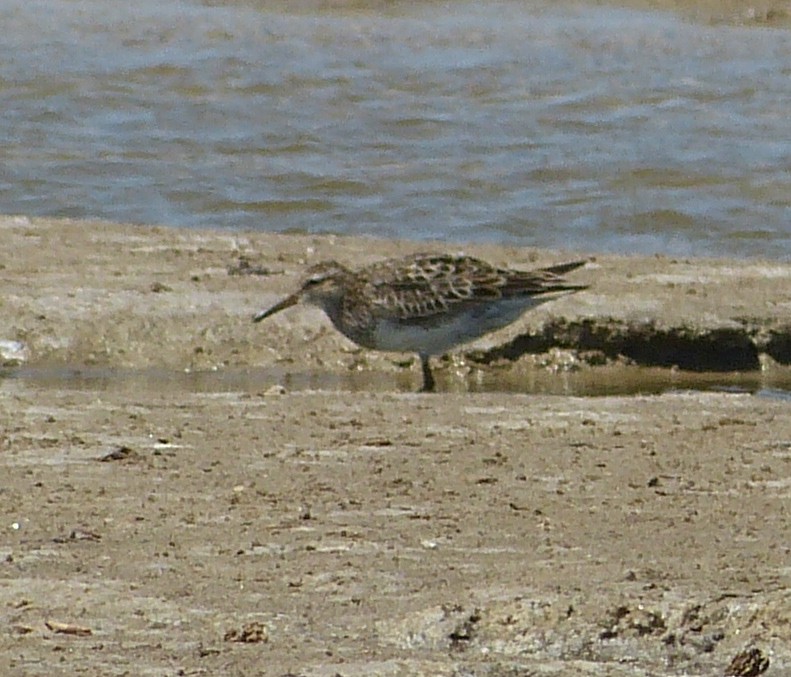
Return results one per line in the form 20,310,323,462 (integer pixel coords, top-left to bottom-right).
253,253,587,392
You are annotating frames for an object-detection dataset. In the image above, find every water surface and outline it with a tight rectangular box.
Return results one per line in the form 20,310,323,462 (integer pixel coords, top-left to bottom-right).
2,0,791,258
4,364,791,398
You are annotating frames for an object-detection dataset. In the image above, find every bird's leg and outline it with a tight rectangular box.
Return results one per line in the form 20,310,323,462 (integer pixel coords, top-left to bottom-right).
419,354,436,393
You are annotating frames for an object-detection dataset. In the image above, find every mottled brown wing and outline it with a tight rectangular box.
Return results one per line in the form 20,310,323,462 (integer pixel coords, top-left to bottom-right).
363,254,585,320
359,255,493,320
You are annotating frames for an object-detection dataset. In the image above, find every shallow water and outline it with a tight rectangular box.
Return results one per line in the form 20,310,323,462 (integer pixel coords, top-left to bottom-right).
2,0,791,258
4,364,791,399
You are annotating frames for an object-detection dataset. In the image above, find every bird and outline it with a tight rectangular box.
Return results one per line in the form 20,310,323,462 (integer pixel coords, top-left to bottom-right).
252,253,588,392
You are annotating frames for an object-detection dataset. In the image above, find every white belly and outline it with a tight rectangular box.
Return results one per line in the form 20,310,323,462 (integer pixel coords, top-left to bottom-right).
370,297,548,356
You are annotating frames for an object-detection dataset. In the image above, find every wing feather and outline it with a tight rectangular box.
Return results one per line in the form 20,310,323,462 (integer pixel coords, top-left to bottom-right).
361,254,586,321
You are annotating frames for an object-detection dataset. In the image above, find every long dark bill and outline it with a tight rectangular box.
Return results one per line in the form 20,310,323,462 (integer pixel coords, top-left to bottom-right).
252,293,300,323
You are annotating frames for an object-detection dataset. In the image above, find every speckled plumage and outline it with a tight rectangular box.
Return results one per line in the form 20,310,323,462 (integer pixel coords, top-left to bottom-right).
253,253,588,391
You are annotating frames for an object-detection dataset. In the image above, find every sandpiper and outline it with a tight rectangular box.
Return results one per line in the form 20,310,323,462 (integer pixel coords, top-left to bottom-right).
253,253,588,392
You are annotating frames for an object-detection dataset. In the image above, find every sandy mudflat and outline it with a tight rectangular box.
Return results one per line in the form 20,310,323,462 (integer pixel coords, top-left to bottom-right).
1,215,791,676
613,0,791,24
265,0,791,26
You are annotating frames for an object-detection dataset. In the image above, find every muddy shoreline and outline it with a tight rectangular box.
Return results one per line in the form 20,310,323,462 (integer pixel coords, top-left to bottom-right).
2,216,790,676
3,216,791,382
610,0,791,25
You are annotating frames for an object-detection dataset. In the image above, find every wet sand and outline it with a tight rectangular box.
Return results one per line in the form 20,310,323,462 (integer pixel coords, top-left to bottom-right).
613,0,791,25
273,0,791,27
2,215,790,675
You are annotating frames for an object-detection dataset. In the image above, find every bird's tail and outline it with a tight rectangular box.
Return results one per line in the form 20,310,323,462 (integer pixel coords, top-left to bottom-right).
540,260,589,276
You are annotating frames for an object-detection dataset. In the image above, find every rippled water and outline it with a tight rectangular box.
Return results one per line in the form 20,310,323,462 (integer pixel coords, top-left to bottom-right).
2,0,791,258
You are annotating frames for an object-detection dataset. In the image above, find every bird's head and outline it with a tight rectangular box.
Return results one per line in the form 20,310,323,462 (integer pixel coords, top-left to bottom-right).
252,260,352,323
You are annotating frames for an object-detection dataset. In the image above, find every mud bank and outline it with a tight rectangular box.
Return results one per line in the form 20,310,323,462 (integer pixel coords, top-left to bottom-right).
2,216,791,390
1,383,789,676
1,216,790,675
614,0,791,25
